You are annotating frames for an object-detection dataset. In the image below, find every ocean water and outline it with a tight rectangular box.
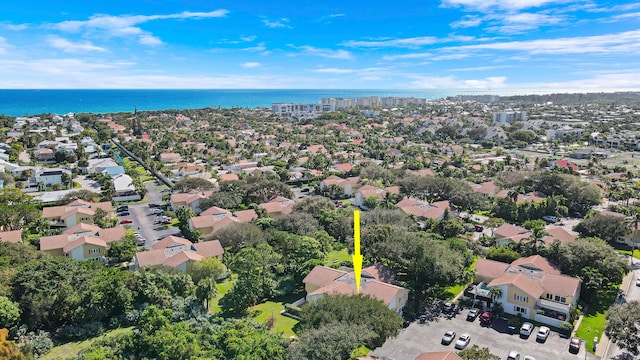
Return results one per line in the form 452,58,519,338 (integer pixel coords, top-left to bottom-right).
0,88,578,116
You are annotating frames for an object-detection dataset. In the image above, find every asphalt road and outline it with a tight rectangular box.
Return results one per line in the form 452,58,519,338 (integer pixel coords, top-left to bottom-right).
605,260,640,360
371,306,587,360
116,181,179,250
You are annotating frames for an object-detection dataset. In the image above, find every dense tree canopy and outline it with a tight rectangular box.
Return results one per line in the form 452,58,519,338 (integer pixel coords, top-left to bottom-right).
287,322,376,360
574,213,629,244
606,301,640,355
299,295,403,347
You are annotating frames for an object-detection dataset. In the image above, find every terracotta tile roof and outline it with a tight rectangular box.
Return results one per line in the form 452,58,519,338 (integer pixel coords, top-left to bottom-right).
541,273,581,297
193,240,224,258
135,249,169,267
200,206,231,216
544,227,576,245
63,236,107,253
259,196,294,216
219,173,239,182
233,209,258,222
99,226,126,244
63,223,101,234
415,351,463,360
163,251,204,268
494,223,528,239
489,273,545,299
362,263,396,283
511,255,561,275
307,271,407,307
0,230,22,243
40,234,74,251
303,266,347,288
475,258,510,280
152,235,192,250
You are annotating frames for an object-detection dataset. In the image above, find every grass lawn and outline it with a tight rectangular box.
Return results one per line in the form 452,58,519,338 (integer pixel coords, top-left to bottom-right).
575,289,618,354
249,294,303,338
613,243,640,260
41,326,133,360
325,248,351,267
209,277,235,313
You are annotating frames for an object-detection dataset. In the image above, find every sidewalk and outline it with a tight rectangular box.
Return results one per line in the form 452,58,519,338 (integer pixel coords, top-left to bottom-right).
594,267,634,359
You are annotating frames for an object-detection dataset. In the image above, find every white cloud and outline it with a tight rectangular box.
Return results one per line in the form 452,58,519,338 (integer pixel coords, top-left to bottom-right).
53,10,228,46
241,35,257,42
408,75,508,88
262,18,292,28
486,12,566,33
47,35,107,53
0,36,9,54
6,23,28,31
240,62,261,68
383,52,433,61
312,68,356,74
290,45,354,60
441,0,572,11
342,36,439,49
442,29,640,55
243,42,267,51
451,15,484,28
523,71,640,89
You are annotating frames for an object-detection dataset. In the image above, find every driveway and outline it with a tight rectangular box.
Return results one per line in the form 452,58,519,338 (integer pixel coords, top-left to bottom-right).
370,308,588,360
116,181,179,250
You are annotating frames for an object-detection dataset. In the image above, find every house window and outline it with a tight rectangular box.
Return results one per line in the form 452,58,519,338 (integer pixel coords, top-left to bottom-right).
89,248,100,254
515,294,528,303
81,217,89,221
514,306,527,315
545,293,553,300
554,295,567,303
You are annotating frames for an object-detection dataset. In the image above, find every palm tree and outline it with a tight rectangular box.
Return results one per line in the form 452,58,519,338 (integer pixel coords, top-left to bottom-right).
489,287,503,304
195,278,218,310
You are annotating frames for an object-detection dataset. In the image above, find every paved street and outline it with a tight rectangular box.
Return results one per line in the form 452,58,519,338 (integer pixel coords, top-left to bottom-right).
371,308,587,360
604,260,640,360
116,181,179,250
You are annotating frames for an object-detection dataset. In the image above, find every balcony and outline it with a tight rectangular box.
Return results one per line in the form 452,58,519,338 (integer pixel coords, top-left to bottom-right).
537,298,571,313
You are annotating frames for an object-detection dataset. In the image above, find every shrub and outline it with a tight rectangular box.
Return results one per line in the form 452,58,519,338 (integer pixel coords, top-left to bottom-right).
284,304,302,317
560,321,574,336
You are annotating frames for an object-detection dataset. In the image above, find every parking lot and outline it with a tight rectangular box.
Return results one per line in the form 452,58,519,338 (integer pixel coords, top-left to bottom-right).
370,307,588,360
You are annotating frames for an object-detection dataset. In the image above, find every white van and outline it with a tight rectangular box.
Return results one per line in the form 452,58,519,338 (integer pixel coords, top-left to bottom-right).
541,215,558,223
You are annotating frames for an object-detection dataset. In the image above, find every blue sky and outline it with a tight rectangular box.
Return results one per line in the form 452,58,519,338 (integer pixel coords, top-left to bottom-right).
0,0,639,90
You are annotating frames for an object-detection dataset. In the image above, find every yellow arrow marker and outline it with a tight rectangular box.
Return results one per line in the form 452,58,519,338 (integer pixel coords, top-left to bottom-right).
352,210,363,294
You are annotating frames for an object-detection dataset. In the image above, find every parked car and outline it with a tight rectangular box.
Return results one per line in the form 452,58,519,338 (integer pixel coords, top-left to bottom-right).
520,322,534,337
136,238,145,246
569,337,581,354
479,311,493,325
536,326,550,342
454,333,471,350
523,356,536,360
118,211,130,216
636,277,640,287
507,350,521,360
541,215,558,223
150,208,164,215
466,308,480,321
148,203,160,208
117,205,129,212
441,330,456,345
443,301,455,314
120,219,133,224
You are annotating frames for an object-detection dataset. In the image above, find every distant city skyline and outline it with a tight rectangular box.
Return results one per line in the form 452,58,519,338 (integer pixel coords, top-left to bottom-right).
0,1,640,90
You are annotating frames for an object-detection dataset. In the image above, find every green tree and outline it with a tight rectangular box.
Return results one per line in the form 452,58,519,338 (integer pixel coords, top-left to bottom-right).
458,344,500,360
0,296,20,329
489,287,503,302
574,214,629,244
486,247,521,263
213,223,267,252
287,322,376,360
195,278,217,309
300,294,403,347
190,257,226,285
172,177,216,193
273,212,322,237
0,328,25,360
605,301,640,355
107,235,137,263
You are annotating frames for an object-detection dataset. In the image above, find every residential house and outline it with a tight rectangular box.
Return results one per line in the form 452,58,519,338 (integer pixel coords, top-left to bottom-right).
170,191,215,214
112,173,140,201
39,224,125,262
354,185,401,208
85,158,119,175
259,196,295,217
318,175,361,197
42,199,114,229
159,152,182,163
189,209,257,237
493,223,530,246
0,230,22,243
33,148,55,162
32,168,70,188
303,265,409,315
395,198,456,220
467,181,501,197
132,237,224,273
470,256,581,327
